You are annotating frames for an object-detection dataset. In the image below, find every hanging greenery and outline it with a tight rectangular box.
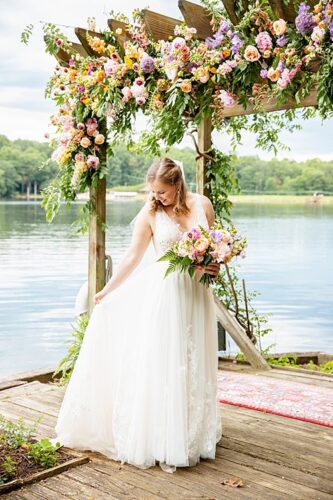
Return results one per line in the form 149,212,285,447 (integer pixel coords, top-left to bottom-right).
22,0,333,223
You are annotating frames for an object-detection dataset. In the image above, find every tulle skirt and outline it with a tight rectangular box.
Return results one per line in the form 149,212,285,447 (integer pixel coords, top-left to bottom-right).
51,260,222,471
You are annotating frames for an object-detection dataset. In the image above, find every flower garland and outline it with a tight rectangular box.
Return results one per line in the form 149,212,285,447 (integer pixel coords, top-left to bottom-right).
22,1,333,224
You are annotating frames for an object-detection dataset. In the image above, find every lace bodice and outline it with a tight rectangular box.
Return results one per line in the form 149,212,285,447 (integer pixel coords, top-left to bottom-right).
152,193,209,257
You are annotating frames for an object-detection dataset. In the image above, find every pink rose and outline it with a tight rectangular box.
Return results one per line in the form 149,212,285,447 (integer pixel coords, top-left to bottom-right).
86,155,100,169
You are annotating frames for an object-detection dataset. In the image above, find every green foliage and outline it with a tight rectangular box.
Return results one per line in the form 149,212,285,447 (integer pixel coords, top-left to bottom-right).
0,456,17,484
27,438,59,468
213,265,273,352
320,360,333,373
266,353,300,367
53,314,89,384
0,415,40,450
20,24,34,45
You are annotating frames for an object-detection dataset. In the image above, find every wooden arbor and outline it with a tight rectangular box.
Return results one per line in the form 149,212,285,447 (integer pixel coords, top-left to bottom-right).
51,0,319,370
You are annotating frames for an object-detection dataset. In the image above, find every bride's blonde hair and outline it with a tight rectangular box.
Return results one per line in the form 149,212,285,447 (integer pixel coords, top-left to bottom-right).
146,157,190,215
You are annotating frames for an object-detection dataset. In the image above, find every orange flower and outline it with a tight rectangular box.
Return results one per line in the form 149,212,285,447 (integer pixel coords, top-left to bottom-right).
180,80,192,93
222,48,231,58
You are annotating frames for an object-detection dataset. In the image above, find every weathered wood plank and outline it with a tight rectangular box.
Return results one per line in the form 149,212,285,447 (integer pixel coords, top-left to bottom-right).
178,0,213,39
217,446,333,495
270,0,317,22
142,10,181,41
215,298,270,370
107,19,131,50
74,27,106,57
222,88,318,118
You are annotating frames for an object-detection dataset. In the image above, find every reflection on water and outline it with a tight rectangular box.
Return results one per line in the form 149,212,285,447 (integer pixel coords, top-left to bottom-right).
0,200,332,377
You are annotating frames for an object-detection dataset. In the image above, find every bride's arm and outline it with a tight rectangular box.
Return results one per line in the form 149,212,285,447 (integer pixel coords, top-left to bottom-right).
94,205,152,303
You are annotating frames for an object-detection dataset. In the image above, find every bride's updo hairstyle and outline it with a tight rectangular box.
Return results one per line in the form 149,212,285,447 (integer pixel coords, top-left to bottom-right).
146,157,190,215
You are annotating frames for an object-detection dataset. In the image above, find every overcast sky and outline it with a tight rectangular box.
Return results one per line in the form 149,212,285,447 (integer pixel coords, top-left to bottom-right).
1,0,332,160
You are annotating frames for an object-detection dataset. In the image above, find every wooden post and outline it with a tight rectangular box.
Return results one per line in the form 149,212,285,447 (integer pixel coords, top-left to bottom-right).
88,122,107,315
196,116,211,197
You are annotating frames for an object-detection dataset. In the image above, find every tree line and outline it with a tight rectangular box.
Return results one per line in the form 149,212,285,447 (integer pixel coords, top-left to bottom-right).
0,134,332,198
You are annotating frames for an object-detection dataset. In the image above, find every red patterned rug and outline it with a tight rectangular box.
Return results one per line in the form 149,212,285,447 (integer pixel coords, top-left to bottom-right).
217,370,333,428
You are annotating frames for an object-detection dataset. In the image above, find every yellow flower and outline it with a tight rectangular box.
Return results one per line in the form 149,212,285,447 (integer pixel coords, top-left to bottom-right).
209,67,217,73
124,56,133,70
263,50,271,59
115,28,123,35
80,96,90,105
222,48,230,58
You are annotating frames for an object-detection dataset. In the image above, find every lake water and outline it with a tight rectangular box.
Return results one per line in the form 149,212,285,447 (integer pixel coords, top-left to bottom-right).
0,200,332,378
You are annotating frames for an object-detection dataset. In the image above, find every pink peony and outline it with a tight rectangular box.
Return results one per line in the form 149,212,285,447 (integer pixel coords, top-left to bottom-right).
121,86,133,102
172,37,186,50
104,59,118,75
86,155,100,169
244,45,261,62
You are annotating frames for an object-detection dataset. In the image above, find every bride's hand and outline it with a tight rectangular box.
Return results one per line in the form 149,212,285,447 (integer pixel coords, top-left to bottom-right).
94,290,107,305
198,262,221,279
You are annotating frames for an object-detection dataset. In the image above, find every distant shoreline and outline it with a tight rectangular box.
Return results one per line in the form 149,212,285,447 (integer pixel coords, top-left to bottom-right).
2,194,333,205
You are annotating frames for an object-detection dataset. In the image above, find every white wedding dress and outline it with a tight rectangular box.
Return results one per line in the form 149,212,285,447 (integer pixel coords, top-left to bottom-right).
52,193,222,472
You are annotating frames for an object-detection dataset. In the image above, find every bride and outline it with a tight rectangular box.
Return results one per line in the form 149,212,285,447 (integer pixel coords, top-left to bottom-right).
51,157,222,473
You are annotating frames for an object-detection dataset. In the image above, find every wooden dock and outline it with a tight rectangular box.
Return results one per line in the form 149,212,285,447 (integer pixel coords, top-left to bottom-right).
1,365,332,499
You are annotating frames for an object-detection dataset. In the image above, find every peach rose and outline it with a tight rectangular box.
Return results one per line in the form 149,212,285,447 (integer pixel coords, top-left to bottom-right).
244,45,260,62
194,66,210,83
95,134,105,145
180,80,192,93
272,19,287,36
80,137,91,148
267,68,281,82
194,238,210,253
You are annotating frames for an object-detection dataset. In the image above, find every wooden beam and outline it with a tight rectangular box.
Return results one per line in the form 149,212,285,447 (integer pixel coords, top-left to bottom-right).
88,120,107,314
142,9,181,41
222,88,318,118
56,42,88,66
88,179,106,314
75,27,107,57
215,297,270,370
107,19,131,50
196,116,211,197
178,0,213,39
222,0,249,26
270,0,317,23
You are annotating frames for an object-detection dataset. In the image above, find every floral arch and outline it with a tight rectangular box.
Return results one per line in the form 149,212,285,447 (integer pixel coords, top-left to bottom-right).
23,0,333,367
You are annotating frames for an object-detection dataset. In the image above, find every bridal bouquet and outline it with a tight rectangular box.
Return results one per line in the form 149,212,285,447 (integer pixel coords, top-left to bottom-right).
158,222,247,286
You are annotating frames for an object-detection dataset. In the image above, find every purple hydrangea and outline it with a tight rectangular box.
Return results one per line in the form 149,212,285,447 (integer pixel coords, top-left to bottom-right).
260,69,268,78
140,55,155,73
295,2,316,34
255,31,273,52
276,35,288,47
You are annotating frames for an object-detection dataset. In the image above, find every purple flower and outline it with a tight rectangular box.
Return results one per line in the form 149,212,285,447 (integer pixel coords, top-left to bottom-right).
295,2,316,34
140,55,155,73
276,35,288,47
218,20,231,34
191,228,202,239
210,230,223,243
69,58,74,66
205,36,221,49
277,60,285,72
78,85,85,93
260,69,268,78
231,33,243,53
255,31,273,52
